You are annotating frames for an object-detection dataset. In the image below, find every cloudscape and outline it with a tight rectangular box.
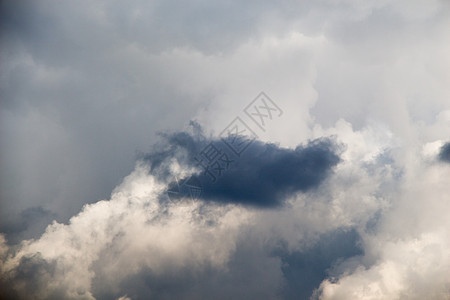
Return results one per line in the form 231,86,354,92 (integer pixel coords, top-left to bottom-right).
1,1,449,299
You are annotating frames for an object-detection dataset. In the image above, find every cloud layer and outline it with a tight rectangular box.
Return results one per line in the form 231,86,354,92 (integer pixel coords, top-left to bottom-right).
1,0,450,299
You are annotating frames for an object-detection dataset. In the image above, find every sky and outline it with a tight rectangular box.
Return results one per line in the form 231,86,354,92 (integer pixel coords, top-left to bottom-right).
0,0,449,299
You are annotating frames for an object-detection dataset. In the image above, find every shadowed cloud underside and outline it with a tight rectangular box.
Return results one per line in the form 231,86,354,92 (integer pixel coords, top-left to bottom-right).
145,126,341,206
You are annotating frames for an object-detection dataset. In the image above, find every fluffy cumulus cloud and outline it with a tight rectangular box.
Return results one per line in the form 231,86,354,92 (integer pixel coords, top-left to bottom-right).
1,0,450,299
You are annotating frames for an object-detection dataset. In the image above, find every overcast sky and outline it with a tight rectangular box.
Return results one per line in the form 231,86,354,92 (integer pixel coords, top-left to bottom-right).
1,0,450,299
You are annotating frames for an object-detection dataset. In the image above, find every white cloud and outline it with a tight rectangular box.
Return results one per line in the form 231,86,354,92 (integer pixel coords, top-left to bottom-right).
315,147,450,299
0,164,253,298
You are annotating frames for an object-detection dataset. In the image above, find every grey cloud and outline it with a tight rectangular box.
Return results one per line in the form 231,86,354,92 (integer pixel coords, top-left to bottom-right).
90,227,362,300
278,229,363,300
1,0,450,299
0,0,306,61
0,0,205,239
146,125,341,207
0,254,64,300
2,0,444,242
93,249,281,300
439,142,450,163
0,207,56,244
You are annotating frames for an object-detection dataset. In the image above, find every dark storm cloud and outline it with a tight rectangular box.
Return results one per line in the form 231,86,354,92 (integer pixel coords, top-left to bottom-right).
92,242,282,300
0,207,56,245
199,138,341,206
439,142,450,163
90,228,362,300
0,254,64,300
145,124,341,207
277,229,363,299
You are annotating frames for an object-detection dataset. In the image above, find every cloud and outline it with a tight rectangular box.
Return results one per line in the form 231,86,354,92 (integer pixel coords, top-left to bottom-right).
0,254,64,300
198,138,341,206
2,0,322,240
147,125,341,207
1,117,448,299
0,207,56,244
316,231,450,300
313,137,450,300
439,142,450,163
278,228,363,300
0,118,398,299
1,0,450,299
0,165,253,299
